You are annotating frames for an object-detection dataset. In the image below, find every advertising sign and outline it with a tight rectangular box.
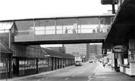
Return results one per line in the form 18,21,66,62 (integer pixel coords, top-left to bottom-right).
113,45,127,53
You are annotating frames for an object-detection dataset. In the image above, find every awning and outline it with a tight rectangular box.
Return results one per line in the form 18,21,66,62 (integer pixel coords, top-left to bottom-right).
103,0,135,48
0,41,12,54
101,0,118,5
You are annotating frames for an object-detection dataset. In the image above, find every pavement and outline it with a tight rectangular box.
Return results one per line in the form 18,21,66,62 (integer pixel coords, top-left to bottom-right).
91,63,135,81
1,62,135,81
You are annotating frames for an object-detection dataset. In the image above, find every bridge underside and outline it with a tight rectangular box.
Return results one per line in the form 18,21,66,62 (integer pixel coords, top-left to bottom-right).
14,33,105,45
14,39,104,45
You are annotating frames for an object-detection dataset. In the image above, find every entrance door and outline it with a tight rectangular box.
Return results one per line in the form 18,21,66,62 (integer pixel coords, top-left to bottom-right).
0,54,9,79
13,58,19,77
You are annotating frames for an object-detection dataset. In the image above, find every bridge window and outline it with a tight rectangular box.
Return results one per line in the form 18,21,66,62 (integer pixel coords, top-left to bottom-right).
100,16,113,33
14,16,114,35
78,18,100,33
56,19,78,34
34,20,55,35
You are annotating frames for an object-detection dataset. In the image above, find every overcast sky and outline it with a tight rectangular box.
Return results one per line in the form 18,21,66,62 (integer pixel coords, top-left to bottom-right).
0,0,113,20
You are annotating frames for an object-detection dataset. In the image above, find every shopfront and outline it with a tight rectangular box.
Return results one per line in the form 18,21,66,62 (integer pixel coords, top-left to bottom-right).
103,0,135,76
121,39,135,76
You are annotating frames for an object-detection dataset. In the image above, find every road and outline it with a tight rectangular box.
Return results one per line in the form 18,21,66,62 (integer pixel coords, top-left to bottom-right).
15,62,98,81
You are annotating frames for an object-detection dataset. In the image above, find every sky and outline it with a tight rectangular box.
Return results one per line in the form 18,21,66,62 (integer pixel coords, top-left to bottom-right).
0,0,113,20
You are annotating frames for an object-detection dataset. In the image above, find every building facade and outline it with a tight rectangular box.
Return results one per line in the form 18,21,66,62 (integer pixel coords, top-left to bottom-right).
89,44,102,59
64,44,87,57
103,0,135,76
64,43,102,61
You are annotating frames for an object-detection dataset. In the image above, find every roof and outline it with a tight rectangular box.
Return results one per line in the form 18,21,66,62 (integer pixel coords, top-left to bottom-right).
0,15,114,22
0,22,14,30
0,40,12,53
42,48,74,59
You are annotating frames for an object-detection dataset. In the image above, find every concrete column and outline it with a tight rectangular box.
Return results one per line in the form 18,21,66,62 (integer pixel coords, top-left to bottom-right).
114,53,118,72
86,43,90,61
36,58,39,73
112,0,116,14
9,55,13,78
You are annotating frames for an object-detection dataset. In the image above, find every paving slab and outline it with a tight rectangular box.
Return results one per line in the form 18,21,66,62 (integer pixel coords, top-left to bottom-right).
91,63,135,81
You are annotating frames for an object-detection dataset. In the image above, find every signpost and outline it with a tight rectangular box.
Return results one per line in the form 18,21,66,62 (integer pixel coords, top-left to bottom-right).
113,45,127,53
112,45,127,72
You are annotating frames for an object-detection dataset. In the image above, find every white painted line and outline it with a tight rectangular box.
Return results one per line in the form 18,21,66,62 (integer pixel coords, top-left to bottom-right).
93,66,98,74
88,77,92,81
88,65,99,81
65,78,69,80
88,75,91,79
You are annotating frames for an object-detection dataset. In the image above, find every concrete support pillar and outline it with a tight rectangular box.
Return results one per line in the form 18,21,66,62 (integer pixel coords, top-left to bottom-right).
86,43,90,61
114,53,118,72
112,0,116,14
9,55,13,78
36,58,39,73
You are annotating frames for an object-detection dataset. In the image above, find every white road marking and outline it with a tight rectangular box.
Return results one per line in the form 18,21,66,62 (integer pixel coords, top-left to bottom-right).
93,66,98,74
88,64,99,81
88,76,92,79
65,78,69,80
88,78,92,81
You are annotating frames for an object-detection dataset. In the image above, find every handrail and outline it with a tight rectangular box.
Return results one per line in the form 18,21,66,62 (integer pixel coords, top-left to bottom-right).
15,27,109,35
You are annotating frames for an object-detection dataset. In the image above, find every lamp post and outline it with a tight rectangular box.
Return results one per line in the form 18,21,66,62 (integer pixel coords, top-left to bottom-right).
112,0,116,14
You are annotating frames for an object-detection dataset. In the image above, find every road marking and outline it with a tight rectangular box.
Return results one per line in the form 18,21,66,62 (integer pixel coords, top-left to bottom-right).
88,64,99,81
88,78,92,81
88,76,92,79
65,78,69,80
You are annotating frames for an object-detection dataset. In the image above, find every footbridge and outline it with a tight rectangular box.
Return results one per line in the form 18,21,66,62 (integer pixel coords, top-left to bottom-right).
1,15,114,45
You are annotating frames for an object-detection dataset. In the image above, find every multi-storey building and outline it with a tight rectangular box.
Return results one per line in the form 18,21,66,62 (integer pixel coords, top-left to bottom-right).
89,44,102,59
64,44,86,57
64,43,102,61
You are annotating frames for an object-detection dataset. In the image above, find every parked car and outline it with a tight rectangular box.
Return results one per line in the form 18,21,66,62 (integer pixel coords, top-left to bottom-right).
89,60,93,63
75,61,82,66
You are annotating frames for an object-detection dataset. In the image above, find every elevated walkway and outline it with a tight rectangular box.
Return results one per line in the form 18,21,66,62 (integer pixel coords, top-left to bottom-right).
0,15,114,45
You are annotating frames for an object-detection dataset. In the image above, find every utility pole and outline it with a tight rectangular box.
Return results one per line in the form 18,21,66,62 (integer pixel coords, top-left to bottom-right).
112,0,119,72
112,0,116,14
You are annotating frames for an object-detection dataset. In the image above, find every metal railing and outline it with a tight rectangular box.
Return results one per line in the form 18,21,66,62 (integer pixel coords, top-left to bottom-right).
15,27,109,36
